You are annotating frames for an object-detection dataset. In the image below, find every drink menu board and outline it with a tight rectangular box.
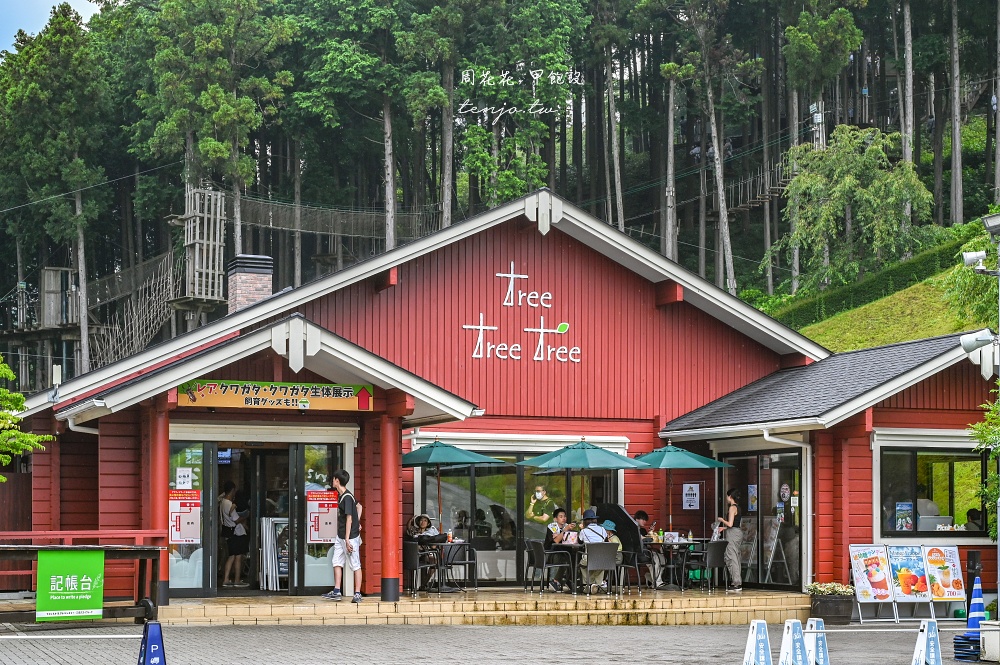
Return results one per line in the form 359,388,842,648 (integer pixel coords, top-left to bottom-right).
849,544,894,603
922,545,966,602
886,545,931,603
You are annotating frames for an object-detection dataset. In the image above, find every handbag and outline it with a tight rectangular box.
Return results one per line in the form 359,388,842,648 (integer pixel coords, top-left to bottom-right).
221,524,235,539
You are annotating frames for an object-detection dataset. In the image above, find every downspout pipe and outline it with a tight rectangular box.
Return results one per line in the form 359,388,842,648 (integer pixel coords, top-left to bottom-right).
762,428,813,592
66,418,99,436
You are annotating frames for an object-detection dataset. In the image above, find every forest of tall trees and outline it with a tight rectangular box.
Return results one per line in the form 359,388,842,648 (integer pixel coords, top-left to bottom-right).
1,0,999,387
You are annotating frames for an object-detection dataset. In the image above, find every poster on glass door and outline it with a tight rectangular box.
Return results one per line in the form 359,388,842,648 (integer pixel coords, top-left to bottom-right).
169,490,202,544
306,490,338,543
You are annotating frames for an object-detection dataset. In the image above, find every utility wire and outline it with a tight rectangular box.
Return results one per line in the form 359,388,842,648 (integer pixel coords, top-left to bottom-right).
0,161,182,216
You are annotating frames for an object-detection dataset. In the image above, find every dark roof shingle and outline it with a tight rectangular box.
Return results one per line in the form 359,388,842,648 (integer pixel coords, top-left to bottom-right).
661,333,966,434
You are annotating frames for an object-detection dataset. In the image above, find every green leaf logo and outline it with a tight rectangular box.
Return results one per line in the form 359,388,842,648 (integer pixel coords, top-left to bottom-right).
556,322,570,334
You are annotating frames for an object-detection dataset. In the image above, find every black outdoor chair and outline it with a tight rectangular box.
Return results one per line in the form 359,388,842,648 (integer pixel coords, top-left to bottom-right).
523,538,536,591
683,540,728,593
440,543,478,591
403,540,439,597
619,548,644,595
527,539,572,596
581,541,621,596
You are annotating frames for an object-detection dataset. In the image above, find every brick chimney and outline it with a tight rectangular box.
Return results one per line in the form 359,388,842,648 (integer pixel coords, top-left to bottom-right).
227,255,273,314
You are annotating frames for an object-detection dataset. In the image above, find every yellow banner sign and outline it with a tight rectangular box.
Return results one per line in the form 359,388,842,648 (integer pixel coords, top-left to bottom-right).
177,380,374,411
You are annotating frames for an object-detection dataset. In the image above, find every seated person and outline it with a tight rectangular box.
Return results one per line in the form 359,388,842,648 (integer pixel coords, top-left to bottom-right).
453,510,471,541
578,509,609,589
495,518,516,550
916,484,940,516
474,509,492,537
543,508,576,592
634,510,666,589
966,508,983,531
405,514,442,589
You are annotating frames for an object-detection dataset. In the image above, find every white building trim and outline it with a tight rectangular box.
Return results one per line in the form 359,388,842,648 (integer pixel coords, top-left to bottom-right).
870,427,991,546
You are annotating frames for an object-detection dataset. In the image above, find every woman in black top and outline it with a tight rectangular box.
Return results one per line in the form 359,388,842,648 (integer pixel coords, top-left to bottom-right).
717,488,743,592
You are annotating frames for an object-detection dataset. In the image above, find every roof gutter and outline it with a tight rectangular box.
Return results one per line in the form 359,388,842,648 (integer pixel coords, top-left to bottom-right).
761,429,808,448
660,418,825,442
54,398,107,436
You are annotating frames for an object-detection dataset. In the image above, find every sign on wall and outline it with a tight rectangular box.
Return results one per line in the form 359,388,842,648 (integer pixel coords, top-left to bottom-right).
461,261,582,364
177,380,374,411
306,491,338,544
169,489,202,544
922,546,966,602
886,545,931,603
682,483,700,510
36,550,105,621
849,544,894,603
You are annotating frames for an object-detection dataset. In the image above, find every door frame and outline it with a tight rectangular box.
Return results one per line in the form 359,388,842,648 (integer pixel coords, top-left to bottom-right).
170,422,359,596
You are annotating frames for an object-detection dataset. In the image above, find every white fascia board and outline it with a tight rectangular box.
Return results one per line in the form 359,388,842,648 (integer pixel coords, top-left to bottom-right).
872,427,975,447
820,347,968,428
92,330,274,417
29,198,528,413
555,208,830,361
404,429,630,454
316,332,477,422
660,418,825,442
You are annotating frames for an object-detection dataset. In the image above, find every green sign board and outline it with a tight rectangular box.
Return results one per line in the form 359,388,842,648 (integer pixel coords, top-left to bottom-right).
36,550,105,621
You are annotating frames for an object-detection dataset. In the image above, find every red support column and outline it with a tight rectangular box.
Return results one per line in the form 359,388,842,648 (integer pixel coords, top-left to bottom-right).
150,398,170,600
380,414,401,601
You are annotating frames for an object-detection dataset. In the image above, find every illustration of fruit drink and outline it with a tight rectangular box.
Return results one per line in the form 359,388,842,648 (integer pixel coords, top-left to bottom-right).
940,565,951,588
866,558,891,599
897,568,913,594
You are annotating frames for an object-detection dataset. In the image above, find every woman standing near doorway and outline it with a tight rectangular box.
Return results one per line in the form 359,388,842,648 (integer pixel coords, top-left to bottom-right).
220,480,250,586
717,488,743,593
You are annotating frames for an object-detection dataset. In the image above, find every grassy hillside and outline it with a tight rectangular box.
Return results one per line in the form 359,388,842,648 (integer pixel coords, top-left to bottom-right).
799,269,987,352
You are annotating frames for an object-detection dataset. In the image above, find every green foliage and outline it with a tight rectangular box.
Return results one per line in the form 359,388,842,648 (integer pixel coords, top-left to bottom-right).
944,211,1000,331
770,125,933,291
773,237,967,329
784,8,862,93
0,356,50,482
971,391,1000,542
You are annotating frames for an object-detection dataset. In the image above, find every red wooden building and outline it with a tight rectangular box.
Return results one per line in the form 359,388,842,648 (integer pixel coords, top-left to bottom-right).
8,190,994,602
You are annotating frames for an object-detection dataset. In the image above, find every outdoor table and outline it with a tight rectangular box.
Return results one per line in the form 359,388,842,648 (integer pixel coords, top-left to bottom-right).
553,542,585,595
649,539,700,589
428,542,471,592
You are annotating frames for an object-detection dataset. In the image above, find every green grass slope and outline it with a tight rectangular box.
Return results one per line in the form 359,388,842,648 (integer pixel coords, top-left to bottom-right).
799,270,986,352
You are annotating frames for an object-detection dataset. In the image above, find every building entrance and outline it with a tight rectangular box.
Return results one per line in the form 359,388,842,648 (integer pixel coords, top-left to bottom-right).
167,436,345,597
720,450,802,590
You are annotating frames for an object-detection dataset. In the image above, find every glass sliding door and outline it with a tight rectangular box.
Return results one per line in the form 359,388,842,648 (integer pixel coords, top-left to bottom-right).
472,458,519,583
293,443,343,593
168,441,210,592
722,450,801,590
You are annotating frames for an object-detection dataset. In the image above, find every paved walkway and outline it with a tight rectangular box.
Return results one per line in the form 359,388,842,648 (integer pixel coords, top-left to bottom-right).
0,622,940,664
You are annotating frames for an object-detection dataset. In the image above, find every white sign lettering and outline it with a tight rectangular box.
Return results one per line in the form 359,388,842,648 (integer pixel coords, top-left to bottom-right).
463,262,582,364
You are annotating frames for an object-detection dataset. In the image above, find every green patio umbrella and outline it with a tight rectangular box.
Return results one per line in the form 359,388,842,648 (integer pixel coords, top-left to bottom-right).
635,442,732,533
517,439,649,519
402,439,505,530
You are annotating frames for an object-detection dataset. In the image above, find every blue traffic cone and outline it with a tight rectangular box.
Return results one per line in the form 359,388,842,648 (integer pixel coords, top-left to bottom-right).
966,576,986,637
954,576,984,661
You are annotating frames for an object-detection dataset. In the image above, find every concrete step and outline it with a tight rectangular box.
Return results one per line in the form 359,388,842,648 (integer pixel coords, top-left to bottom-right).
157,590,810,627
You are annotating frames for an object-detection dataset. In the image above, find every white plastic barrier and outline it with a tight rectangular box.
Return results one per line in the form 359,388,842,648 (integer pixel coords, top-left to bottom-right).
742,620,773,665
804,618,830,665
777,620,808,665
911,620,943,665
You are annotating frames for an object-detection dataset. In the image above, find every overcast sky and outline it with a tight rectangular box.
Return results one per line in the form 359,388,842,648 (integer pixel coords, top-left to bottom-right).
0,0,98,51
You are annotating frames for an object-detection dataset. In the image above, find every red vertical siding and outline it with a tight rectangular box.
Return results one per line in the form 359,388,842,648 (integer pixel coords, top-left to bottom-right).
876,361,992,412
98,408,142,530
295,220,783,422
58,434,98,531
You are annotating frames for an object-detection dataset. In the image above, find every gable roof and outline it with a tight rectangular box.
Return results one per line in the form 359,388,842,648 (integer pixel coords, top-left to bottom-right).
22,189,828,418
53,314,479,428
660,333,971,440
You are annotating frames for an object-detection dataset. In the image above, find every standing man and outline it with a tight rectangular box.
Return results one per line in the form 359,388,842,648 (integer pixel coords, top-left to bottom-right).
526,485,557,524
322,470,363,603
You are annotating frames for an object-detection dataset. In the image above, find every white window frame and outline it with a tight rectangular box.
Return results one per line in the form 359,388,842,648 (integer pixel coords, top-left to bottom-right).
871,427,991,545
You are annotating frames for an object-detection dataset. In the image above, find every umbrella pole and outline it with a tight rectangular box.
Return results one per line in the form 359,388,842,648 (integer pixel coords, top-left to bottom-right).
668,469,674,533
437,463,443,531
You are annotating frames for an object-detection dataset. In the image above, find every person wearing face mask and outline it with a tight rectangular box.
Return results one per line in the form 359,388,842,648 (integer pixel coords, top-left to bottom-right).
526,485,557,524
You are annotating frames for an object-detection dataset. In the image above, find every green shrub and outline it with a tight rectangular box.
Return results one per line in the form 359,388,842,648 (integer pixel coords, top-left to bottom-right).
772,238,966,329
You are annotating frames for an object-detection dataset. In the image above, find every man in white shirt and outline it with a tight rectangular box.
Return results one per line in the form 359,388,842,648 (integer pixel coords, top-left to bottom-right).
578,509,609,590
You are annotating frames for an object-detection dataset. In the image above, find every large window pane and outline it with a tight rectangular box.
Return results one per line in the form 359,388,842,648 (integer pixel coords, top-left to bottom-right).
472,459,517,582
881,448,984,536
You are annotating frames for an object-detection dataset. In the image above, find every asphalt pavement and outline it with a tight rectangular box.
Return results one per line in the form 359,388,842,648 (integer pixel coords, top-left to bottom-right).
0,622,954,664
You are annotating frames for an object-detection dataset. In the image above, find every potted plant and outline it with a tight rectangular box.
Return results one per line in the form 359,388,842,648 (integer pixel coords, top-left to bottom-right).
806,582,855,625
